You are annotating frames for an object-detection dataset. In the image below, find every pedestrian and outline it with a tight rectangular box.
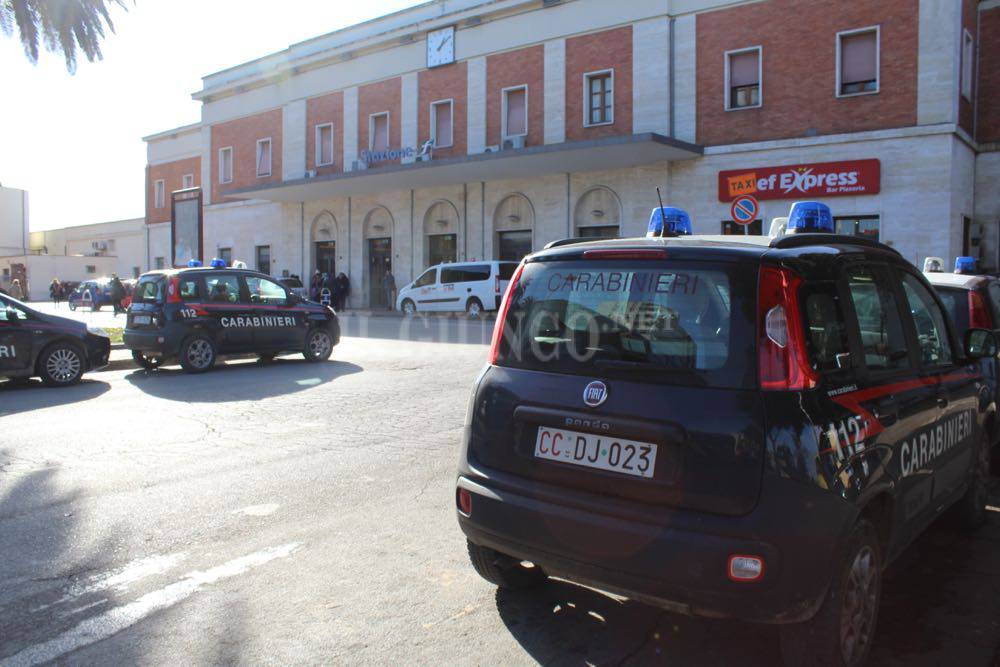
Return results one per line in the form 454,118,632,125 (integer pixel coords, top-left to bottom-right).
9,278,24,301
310,270,322,301
381,270,396,311
110,274,126,316
50,278,62,306
336,273,350,311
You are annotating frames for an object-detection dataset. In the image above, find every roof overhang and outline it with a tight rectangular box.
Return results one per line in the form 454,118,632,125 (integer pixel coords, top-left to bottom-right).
224,133,702,204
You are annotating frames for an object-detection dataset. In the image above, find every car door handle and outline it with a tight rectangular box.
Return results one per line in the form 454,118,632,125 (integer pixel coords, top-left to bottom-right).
936,396,949,409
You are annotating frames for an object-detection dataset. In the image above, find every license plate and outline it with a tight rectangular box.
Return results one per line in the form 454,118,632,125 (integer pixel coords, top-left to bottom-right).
133,315,151,325
534,426,657,478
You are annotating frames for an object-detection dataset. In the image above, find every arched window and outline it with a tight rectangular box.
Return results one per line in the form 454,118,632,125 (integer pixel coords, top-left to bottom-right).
422,200,459,268
493,193,534,262
574,186,621,239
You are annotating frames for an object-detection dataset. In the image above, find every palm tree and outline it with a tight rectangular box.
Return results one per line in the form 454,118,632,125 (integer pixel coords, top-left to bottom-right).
1,0,128,73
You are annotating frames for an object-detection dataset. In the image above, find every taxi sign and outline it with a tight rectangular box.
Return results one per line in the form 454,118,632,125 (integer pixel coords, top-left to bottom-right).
730,195,759,226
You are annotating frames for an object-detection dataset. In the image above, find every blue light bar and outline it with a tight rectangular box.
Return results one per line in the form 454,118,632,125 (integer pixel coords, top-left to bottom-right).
955,256,977,274
647,207,692,237
187,259,203,267
787,201,834,234
210,258,227,268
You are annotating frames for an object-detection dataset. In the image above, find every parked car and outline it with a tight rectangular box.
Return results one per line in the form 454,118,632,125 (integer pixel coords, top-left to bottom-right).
124,266,340,373
0,292,110,386
67,279,115,311
397,261,520,316
278,276,308,300
456,203,995,666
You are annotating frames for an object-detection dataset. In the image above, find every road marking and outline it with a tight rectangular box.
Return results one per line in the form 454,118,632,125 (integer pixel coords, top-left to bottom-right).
2,542,302,667
232,503,280,517
31,553,187,613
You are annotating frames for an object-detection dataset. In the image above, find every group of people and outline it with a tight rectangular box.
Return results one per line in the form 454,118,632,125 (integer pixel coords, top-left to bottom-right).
310,271,351,311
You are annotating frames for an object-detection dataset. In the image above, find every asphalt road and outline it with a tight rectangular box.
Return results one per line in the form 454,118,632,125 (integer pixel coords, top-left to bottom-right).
1,323,999,665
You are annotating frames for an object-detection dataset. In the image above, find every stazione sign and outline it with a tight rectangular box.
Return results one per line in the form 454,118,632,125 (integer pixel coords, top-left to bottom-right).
718,159,881,202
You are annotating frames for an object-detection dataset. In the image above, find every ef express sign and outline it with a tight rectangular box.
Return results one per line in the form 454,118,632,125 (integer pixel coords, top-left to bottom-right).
718,159,881,202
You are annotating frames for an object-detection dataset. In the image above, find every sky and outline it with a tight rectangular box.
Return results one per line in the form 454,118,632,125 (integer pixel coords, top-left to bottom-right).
0,0,423,231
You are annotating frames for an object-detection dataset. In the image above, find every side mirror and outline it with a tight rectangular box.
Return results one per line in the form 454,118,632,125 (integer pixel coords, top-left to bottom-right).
964,328,997,360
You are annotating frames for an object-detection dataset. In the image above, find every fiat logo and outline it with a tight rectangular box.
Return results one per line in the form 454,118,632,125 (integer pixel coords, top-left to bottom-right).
583,381,608,408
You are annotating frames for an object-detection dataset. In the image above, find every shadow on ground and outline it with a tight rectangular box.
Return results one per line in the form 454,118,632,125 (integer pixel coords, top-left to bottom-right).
495,479,1000,666
340,314,493,344
0,379,110,416
124,358,362,402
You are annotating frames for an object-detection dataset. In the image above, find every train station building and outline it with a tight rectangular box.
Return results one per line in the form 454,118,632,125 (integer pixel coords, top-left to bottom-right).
144,0,1000,309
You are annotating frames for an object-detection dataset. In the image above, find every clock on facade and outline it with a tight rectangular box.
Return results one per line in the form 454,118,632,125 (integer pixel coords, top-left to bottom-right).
427,26,455,68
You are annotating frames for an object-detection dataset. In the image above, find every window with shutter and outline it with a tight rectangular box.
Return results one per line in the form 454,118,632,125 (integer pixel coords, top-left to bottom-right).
838,28,878,96
504,87,527,138
432,101,453,147
726,48,761,109
256,138,272,177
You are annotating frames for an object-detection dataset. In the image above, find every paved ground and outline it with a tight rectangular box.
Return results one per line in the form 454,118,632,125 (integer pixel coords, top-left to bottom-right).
1,322,999,665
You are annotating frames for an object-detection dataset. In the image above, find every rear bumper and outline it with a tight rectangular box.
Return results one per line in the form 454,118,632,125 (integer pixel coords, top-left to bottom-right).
456,466,853,624
123,329,169,354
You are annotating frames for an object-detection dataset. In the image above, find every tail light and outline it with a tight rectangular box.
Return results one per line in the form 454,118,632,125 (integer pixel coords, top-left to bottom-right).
969,290,993,329
488,262,525,365
457,487,472,516
166,276,182,304
758,265,818,391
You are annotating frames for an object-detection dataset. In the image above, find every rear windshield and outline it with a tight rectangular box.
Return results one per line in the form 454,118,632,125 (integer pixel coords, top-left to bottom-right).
133,276,164,304
495,260,756,387
935,287,969,333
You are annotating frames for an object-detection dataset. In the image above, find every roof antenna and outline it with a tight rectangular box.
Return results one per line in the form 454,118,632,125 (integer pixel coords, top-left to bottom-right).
656,187,667,238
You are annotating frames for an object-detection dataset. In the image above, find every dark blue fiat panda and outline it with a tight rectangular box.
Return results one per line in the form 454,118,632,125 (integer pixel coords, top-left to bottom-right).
456,203,995,667
124,263,340,373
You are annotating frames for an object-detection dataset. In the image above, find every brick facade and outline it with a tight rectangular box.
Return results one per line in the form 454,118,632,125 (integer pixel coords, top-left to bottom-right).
959,0,978,136
358,77,402,166
977,6,1000,144
418,62,468,159
306,91,345,176
146,156,200,224
695,0,919,147
486,45,545,148
565,26,633,142
210,109,283,204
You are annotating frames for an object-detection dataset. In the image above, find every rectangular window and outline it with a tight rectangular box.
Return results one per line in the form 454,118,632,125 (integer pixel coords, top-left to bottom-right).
370,113,390,152
315,123,334,166
899,271,953,366
154,180,165,209
182,173,194,189
834,215,880,240
256,138,272,177
838,27,879,96
217,247,232,265
725,47,761,110
255,245,271,275
154,257,165,270
206,274,241,303
721,219,763,235
844,265,909,371
431,100,454,148
219,147,233,184
497,230,532,262
503,86,528,138
961,29,974,101
802,281,851,374
585,71,614,125
86,265,96,274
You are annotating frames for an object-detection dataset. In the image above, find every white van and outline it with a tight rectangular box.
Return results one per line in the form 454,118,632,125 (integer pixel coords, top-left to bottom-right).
397,261,520,316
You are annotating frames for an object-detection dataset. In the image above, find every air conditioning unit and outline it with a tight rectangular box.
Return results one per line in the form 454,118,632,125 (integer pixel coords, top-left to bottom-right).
502,136,526,150
484,145,501,154
305,169,317,178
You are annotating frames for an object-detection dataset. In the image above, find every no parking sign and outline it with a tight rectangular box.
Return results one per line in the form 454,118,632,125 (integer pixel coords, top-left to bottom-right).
730,195,759,226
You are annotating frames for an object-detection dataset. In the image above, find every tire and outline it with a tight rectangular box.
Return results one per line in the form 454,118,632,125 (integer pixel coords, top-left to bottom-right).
38,343,85,387
132,350,163,370
957,435,991,530
466,298,484,318
466,540,547,591
178,335,216,374
401,299,416,316
303,328,333,362
779,519,881,667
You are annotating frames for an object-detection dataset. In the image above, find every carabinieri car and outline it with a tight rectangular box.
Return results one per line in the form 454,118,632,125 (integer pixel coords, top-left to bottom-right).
0,292,110,387
123,265,340,373
456,202,995,667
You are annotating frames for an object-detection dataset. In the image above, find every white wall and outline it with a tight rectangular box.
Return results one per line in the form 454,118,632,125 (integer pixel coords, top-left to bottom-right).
32,218,147,279
1,254,118,301
0,186,29,256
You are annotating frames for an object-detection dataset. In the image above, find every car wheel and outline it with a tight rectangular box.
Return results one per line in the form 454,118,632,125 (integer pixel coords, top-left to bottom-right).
178,335,216,374
957,435,991,530
779,519,881,667
303,329,333,362
68,302,77,311
466,540,547,590
38,343,85,387
401,299,416,316
132,350,163,370
466,298,483,318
